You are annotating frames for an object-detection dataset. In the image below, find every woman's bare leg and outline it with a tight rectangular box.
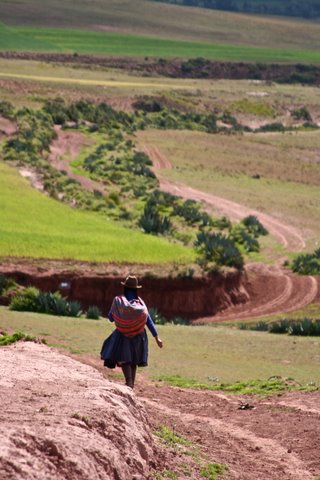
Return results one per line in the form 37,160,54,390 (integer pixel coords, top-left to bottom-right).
121,364,133,388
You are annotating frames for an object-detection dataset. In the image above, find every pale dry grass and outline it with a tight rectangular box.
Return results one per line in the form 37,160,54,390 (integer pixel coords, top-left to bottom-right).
1,307,320,385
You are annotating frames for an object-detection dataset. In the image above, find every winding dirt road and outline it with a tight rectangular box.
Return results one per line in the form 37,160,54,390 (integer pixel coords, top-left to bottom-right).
16,126,320,320
143,143,319,321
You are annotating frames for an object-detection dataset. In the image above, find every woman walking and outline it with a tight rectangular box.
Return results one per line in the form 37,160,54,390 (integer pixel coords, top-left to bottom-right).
101,275,163,389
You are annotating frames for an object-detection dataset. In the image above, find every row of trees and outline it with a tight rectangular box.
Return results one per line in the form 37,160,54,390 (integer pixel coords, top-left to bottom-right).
152,0,320,19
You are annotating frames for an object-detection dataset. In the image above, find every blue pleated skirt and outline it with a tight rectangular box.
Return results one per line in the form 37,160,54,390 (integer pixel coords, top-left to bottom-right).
100,329,148,369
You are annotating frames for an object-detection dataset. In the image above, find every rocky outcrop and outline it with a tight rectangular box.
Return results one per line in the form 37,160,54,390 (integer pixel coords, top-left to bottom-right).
0,342,157,480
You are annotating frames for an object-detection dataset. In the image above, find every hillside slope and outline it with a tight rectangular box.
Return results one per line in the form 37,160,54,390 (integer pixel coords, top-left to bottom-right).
0,161,193,264
1,0,320,51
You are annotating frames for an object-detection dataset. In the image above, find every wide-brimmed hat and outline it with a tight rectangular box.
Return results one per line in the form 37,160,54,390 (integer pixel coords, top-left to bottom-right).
121,275,142,289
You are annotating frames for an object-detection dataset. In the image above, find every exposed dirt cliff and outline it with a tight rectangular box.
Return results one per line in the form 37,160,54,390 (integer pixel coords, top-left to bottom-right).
0,264,248,318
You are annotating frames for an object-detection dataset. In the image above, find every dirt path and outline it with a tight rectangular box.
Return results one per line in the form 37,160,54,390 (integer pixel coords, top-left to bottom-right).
49,126,105,194
143,143,319,321
144,143,305,251
81,355,320,480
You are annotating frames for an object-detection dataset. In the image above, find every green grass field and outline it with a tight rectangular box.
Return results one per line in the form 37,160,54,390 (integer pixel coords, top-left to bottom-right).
0,161,193,263
137,129,320,248
1,0,320,52
1,24,320,63
1,307,319,387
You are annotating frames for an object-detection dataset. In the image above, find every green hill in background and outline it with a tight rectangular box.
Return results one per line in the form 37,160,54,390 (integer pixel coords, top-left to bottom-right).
0,0,319,52
0,162,193,264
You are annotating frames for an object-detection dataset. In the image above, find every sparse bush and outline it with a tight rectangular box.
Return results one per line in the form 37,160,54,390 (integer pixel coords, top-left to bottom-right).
238,321,269,331
86,306,101,320
257,122,285,132
10,287,40,312
195,231,244,269
170,316,191,325
139,203,172,234
0,331,37,346
0,275,17,296
0,100,14,119
68,300,82,318
211,216,232,230
133,97,164,112
10,288,82,317
288,318,320,336
200,462,227,480
268,319,290,334
291,248,320,275
241,215,268,237
291,106,312,122
229,224,260,252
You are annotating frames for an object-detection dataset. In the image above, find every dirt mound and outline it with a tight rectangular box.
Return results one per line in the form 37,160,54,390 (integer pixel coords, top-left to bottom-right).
0,342,160,480
0,116,16,139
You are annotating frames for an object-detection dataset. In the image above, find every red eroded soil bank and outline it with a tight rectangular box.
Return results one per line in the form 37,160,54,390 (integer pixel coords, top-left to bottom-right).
0,268,248,318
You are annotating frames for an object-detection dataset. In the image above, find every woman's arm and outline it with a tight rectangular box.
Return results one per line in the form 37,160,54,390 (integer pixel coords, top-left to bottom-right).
146,314,163,348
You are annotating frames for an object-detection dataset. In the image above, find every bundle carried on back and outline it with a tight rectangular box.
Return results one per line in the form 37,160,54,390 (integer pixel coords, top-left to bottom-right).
110,295,148,337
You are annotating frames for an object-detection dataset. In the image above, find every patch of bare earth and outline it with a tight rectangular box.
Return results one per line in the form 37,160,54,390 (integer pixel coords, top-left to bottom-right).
79,356,320,480
0,116,16,139
48,126,105,194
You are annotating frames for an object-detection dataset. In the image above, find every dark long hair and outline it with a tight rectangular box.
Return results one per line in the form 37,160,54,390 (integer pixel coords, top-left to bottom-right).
124,287,138,299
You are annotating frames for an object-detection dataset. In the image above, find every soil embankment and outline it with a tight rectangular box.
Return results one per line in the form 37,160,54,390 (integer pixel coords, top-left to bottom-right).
1,52,320,84
0,342,160,480
0,265,248,318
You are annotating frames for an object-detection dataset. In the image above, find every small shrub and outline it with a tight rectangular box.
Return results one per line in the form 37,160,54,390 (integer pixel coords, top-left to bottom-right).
170,316,191,325
239,321,268,331
291,106,312,122
195,232,244,269
200,462,227,480
68,301,82,317
0,331,37,346
291,248,320,275
288,318,320,336
241,215,268,237
0,275,17,296
10,288,82,317
258,122,285,132
211,216,232,230
155,425,191,448
10,287,40,312
86,306,101,320
229,224,260,253
0,100,14,118
139,203,172,235
268,319,290,334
